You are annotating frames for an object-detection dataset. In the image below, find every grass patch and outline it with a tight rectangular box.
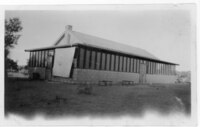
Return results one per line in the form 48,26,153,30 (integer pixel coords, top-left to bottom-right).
5,79,191,118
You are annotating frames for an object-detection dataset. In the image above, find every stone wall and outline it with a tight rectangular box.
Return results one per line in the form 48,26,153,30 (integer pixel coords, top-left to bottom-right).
73,68,177,84
73,68,139,84
146,74,177,84
28,67,177,84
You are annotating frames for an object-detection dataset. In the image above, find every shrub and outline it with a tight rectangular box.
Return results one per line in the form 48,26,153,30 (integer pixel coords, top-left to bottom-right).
77,82,93,95
32,73,40,80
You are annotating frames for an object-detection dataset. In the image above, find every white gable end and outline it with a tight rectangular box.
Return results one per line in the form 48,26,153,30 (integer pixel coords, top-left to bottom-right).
54,32,82,46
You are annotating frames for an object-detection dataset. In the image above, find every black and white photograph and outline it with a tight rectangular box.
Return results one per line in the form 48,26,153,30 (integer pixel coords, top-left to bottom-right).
1,3,197,126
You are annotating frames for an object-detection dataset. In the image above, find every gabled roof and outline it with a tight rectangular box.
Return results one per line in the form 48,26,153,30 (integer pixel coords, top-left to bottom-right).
25,30,178,65
72,31,159,60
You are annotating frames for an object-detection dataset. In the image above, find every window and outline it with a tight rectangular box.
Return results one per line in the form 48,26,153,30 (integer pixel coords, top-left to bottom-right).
160,63,163,74
96,52,101,70
127,57,130,72
150,62,152,74
174,65,176,75
31,52,34,67
146,61,149,74
159,63,162,74
168,65,170,75
29,52,32,67
155,63,158,74
106,53,110,70
133,59,137,73
79,48,85,68
153,62,156,74
35,51,37,67
130,58,133,72
34,52,36,67
115,55,119,71
119,56,123,72
85,49,90,69
91,50,96,69
123,57,126,72
149,62,152,74
35,52,38,67
159,63,161,74
135,59,137,73
38,51,40,67
44,50,48,68
39,51,43,67
40,51,43,67
101,53,106,70
166,64,168,75
33,51,36,67
145,61,147,73
111,54,115,71
163,64,166,75
172,65,175,75
43,51,46,67
163,64,165,75
39,51,42,67
152,62,154,74
157,63,160,74
136,59,140,73
169,65,172,75
166,64,169,75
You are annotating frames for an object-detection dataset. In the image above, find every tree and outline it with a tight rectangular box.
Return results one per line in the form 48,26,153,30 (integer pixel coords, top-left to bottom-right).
6,58,18,71
5,18,23,58
5,18,22,80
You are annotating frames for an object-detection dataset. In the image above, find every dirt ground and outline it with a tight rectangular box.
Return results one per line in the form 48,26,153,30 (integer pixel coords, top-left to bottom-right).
5,78,191,118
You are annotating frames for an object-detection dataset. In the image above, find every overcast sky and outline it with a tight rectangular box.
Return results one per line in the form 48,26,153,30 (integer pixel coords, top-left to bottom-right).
5,5,194,71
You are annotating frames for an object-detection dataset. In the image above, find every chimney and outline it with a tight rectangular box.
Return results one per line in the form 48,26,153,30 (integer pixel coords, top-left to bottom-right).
66,25,72,31
65,25,72,45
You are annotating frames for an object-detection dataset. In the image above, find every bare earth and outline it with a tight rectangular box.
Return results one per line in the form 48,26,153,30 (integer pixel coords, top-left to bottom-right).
5,78,191,119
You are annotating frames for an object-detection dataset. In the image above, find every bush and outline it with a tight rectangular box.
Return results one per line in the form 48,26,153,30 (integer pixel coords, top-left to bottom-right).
77,82,93,95
32,73,40,80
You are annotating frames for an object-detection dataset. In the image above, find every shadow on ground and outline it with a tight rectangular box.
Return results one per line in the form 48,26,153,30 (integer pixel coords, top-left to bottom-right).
5,78,191,119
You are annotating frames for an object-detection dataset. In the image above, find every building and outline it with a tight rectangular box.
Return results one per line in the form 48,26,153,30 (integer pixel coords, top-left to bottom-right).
25,25,178,84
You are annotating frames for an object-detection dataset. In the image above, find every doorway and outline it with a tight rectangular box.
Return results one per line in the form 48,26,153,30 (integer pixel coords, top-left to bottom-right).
139,60,147,84
52,47,75,78
45,50,54,80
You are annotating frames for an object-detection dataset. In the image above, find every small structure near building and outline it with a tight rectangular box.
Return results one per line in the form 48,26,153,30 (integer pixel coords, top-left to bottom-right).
25,25,178,84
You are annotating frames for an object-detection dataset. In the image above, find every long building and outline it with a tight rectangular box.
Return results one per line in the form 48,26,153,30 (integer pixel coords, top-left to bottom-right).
25,25,178,84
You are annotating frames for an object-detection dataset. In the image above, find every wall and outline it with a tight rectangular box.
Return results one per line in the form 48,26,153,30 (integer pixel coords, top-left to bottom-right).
73,68,177,84
28,67,177,84
146,74,177,84
73,68,139,84
28,67,46,79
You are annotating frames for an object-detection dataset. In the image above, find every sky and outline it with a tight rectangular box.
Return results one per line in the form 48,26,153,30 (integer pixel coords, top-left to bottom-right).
5,5,194,71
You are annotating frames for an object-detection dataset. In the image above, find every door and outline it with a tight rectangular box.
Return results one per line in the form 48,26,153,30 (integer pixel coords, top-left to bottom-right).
52,47,75,78
139,61,147,84
46,50,54,80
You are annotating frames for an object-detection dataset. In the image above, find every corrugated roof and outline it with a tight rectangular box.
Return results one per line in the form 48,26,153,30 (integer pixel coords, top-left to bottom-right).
25,45,72,51
25,30,178,65
72,31,159,60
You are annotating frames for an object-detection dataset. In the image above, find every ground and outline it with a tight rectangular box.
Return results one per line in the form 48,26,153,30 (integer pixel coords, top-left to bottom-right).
5,73,191,119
